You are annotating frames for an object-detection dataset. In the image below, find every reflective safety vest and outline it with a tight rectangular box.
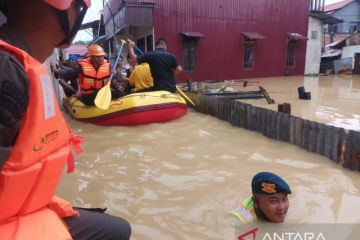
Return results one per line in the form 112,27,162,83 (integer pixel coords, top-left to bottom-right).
0,39,83,240
230,197,257,223
78,58,110,94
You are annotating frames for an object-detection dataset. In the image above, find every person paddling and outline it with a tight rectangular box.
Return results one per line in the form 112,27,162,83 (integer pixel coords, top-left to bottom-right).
128,37,182,93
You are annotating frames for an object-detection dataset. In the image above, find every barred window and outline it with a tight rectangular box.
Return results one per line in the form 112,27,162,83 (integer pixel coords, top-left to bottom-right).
183,38,196,71
243,42,254,69
286,41,296,67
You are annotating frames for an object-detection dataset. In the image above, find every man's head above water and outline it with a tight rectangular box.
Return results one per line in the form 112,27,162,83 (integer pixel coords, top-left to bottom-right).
251,172,291,223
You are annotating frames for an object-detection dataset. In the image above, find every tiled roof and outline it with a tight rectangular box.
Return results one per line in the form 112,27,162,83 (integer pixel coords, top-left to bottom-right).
324,0,353,13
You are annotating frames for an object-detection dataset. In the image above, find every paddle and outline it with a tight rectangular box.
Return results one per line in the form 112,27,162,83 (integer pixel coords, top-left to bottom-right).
94,39,126,109
130,41,195,107
176,86,195,106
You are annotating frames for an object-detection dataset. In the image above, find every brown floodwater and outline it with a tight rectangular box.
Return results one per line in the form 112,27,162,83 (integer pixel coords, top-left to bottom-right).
57,75,360,240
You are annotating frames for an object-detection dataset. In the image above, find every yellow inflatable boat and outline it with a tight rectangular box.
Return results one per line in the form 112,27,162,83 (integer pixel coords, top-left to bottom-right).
63,91,187,126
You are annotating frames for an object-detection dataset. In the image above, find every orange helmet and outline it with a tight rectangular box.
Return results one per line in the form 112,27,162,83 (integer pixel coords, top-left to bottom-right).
43,0,91,10
88,44,106,56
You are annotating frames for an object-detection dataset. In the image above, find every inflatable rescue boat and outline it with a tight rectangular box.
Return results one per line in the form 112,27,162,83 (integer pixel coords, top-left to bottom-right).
63,91,187,126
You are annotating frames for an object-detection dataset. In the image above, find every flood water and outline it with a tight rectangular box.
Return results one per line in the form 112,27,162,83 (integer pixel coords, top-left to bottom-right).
57,75,360,240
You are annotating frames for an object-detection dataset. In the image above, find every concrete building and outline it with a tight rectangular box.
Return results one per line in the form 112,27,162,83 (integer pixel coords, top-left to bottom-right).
306,1,343,74
323,0,360,47
306,16,323,74
331,32,360,73
325,0,360,34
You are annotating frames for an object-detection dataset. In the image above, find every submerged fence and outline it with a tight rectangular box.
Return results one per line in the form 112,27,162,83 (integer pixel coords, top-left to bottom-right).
186,92,360,171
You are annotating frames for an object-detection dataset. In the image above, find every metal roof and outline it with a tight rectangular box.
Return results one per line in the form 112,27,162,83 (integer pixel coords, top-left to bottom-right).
243,32,266,40
321,49,342,58
181,32,205,38
309,12,343,24
287,33,308,40
324,0,353,13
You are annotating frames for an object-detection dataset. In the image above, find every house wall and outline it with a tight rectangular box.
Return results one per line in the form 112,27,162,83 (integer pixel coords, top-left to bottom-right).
330,1,360,34
323,34,349,47
305,16,323,74
107,0,310,82
44,49,63,103
342,45,360,68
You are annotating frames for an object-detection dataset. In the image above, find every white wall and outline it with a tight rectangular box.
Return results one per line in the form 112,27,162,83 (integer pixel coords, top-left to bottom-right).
44,49,63,103
341,45,360,68
305,16,323,75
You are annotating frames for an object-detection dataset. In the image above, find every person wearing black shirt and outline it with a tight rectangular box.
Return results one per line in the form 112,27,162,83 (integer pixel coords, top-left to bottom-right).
128,37,182,93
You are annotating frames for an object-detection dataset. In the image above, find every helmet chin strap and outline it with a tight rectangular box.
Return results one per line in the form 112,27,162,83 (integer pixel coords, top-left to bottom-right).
56,0,88,47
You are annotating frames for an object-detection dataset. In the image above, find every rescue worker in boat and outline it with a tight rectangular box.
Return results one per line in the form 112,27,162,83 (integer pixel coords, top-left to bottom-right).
128,37,182,93
230,172,291,223
51,53,79,97
56,43,125,105
0,0,131,239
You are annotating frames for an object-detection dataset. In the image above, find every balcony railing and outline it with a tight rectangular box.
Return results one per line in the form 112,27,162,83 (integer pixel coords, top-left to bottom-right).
310,0,325,12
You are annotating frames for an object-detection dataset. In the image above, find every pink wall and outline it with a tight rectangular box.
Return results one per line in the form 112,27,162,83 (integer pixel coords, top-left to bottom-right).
109,0,310,82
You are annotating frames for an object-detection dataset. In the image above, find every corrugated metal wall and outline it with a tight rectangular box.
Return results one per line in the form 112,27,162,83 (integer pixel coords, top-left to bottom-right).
106,0,310,82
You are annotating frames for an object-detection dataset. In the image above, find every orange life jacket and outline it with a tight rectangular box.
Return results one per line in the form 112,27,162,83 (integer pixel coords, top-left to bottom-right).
78,58,110,94
0,39,83,240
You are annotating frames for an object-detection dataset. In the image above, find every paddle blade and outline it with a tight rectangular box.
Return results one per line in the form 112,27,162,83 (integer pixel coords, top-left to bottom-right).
94,83,112,109
176,86,195,107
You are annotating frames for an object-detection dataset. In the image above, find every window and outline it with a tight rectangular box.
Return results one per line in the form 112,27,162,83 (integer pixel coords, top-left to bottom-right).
146,35,153,51
183,38,196,71
286,41,296,67
311,31,318,40
332,25,338,33
243,42,254,69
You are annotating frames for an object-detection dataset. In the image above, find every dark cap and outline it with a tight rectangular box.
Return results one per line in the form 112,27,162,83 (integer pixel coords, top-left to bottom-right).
251,172,291,195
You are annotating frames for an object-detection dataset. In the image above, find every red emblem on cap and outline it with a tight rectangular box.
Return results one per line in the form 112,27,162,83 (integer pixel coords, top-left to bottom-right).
262,183,276,193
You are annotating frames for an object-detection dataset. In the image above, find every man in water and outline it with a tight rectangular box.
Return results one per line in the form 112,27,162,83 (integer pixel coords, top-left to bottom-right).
230,172,291,223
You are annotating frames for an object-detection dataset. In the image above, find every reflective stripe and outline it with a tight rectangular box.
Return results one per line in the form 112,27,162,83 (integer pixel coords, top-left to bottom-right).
78,58,110,94
230,197,256,224
230,209,249,223
84,78,95,83
237,206,254,222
